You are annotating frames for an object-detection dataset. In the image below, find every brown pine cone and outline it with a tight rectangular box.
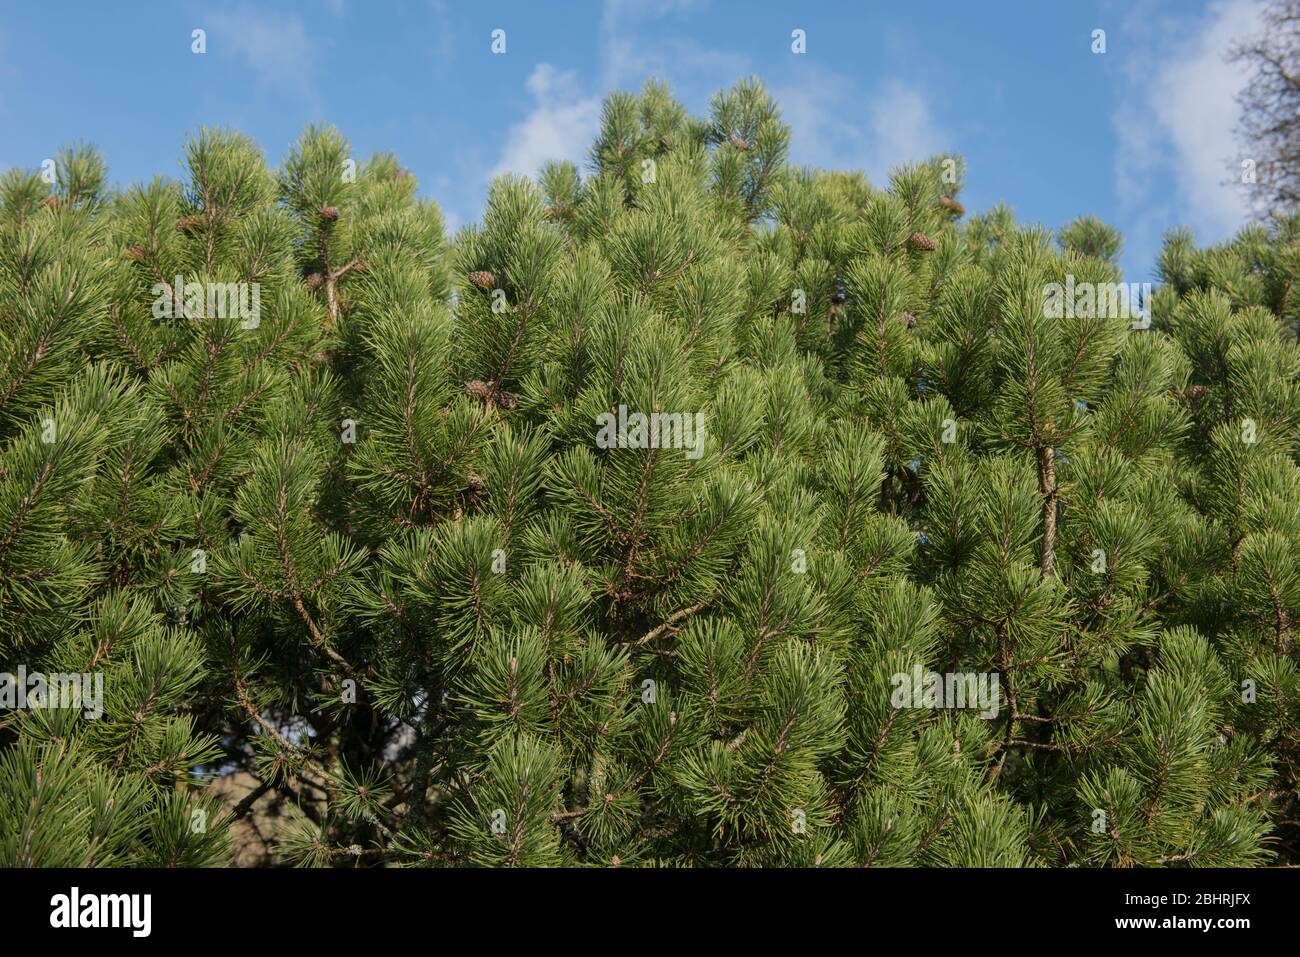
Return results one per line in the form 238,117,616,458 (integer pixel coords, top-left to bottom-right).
305,272,325,291
464,379,518,409
465,379,494,400
176,214,203,235
903,311,918,328
469,270,497,290
464,472,487,503
320,205,340,222
1183,384,1209,400
939,196,965,217
125,245,147,262
909,232,936,252
41,194,63,210
728,133,750,150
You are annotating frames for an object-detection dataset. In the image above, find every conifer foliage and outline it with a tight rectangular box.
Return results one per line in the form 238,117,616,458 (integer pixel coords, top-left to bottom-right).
1,79,1297,867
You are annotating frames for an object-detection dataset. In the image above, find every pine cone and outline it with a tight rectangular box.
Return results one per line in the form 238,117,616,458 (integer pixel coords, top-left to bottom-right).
1183,384,1209,400
903,311,918,328
320,205,340,222
464,379,517,409
125,245,147,262
40,194,63,210
176,214,203,235
305,272,325,292
728,133,749,150
465,379,494,401
468,270,497,291
939,196,965,217
464,472,487,504
908,232,936,252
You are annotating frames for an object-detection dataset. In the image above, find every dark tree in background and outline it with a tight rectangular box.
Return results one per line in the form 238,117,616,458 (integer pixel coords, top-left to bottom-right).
1233,0,1300,215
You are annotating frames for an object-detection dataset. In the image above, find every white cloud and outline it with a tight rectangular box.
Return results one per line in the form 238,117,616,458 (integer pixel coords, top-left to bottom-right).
489,3,945,196
207,7,317,99
491,64,602,180
777,68,946,184
487,0,750,190
1114,0,1262,242
864,79,946,179
598,0,746,98
428,0,455,62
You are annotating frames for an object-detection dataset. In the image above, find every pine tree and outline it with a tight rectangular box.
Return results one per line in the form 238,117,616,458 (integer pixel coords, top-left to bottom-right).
1,78,1296,868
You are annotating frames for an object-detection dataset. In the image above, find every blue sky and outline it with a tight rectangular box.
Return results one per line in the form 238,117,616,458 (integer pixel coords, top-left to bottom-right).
0,0,1267,280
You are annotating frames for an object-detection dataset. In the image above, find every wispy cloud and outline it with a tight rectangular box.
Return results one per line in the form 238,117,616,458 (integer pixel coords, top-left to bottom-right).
491,4,948,195
777,67,947,185
864,78,946,180
598,0,746,98
428,0,455,64
1113,0,1262,249
487,2,737,195
206,6,319,101
491,64,602,179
